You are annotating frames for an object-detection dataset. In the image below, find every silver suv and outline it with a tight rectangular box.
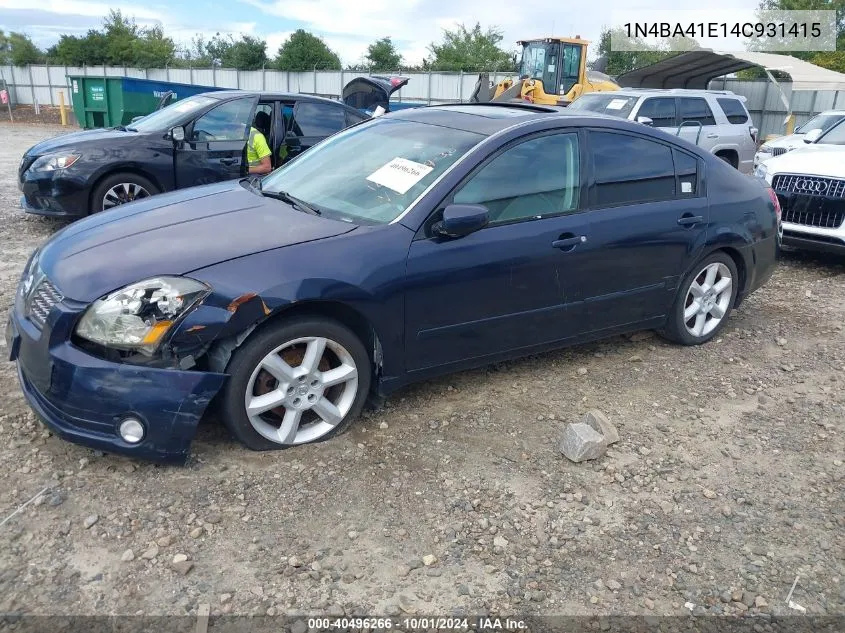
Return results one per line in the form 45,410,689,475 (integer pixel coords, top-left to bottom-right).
568,89,758,173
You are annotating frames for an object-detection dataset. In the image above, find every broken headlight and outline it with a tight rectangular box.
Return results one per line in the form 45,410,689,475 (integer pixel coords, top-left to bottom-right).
75,276,209,355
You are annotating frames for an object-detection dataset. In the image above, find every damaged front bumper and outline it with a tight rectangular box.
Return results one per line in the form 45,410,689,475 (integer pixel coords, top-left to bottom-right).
7,305,227,464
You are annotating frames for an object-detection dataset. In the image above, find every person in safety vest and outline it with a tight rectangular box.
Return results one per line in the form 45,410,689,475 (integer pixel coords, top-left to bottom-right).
247,111,272,175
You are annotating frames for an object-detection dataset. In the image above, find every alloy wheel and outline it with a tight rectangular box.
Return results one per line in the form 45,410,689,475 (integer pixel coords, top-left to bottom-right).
683,262,733,338
102,182,151,209
244,336,359,445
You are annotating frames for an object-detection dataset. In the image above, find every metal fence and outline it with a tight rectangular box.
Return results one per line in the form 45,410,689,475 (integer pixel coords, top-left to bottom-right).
3,64,845,138
0,64,514,110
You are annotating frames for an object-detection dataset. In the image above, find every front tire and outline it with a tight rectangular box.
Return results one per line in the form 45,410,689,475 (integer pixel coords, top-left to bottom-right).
221,317,371,451
90,172,158,213
661,252,739,345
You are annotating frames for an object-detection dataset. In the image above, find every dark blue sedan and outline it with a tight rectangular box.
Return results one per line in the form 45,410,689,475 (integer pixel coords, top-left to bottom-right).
6,104,781,463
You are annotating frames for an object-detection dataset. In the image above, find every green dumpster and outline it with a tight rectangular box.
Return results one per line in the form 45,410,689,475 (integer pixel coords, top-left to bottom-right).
67,75,223,129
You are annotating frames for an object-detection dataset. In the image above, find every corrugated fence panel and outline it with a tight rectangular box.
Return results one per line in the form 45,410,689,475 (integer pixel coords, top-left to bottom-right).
163,68,189,84
8,63,845,135
192,69,215,86
239,71,264,91
264,71,290,92
315,71,341,96
215,69,239,88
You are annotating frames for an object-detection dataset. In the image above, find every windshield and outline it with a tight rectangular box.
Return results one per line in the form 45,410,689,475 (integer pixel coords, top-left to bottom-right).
128,95,217,132
815,118,845,145
260,118,484,224
796,113,845,134
519,42,559,91
567,93,639,118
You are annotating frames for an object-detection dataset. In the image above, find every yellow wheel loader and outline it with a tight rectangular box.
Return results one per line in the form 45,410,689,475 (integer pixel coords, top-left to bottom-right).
470,37,620,107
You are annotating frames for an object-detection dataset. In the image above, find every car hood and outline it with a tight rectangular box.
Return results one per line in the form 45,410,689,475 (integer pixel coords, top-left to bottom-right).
761,133,805,150
39,181,357,302
25,128,142,155
764,143,845,179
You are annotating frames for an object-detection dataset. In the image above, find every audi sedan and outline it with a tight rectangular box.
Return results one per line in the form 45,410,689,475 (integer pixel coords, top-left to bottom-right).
6,104,780,463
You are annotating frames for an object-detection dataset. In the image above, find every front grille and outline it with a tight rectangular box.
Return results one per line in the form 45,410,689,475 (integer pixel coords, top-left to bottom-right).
772,174,845,198
780,204,845,228
27,279,63,327
771,147,788,157
783,230,845,245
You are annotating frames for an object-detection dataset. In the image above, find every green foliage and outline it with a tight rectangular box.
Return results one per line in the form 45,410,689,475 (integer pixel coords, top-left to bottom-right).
594,28,671,76
185,33,268,69
275,30,341,70
0,30,46,66
46,11,174,67
753,0,845,72
426,23,515,72
366,37,402,71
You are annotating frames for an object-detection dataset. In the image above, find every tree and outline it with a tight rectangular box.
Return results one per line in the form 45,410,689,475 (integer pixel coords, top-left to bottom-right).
0,31,45,66
754,0,845,72
48,31,109,65
131,26,176,68
366,37,402,71
426,23,514,71
275,30,341,71
594,27,669,76
198,33,268,69
102,10,140,65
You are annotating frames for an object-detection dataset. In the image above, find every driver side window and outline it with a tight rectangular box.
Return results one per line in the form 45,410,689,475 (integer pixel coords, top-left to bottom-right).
453,133,580,225
190,98,254,142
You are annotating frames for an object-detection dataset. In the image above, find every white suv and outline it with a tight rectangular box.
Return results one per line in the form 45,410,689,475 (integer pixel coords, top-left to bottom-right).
754,110,845,169
568,89,758,173
756,119,845,254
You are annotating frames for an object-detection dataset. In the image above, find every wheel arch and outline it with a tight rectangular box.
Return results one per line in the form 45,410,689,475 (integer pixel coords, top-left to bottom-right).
87,166,164,212
209,299,386,392
690,245,748,305
714,149,739,168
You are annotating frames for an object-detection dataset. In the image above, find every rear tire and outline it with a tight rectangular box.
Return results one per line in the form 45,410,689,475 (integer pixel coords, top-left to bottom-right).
660,252,739,346
90,172,158,213
221,316,371,451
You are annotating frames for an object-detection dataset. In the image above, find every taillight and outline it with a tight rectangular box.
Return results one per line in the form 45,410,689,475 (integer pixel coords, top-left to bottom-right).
767,187,782,224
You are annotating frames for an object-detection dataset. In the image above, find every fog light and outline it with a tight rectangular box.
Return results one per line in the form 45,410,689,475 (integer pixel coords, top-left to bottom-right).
118,417,145,444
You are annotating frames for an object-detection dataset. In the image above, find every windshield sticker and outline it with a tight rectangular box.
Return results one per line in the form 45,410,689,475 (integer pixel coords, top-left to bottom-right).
606,99,629,110
366,157,434,194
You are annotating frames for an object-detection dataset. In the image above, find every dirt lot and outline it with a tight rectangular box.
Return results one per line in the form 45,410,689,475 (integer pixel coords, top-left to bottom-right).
0,122,842,625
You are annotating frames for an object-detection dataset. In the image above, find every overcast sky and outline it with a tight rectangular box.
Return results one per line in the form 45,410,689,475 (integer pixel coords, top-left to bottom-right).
0,0,762,65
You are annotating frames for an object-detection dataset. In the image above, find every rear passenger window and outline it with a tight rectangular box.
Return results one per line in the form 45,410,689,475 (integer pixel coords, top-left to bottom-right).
673,149,698,195
636,98,676,127
679,98,716,126
717,98,749,124
591,131,675,206
292,102,346,137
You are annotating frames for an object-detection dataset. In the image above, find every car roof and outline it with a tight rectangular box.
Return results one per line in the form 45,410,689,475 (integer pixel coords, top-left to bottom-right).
386,103,622,135
593,88,745,100
200,90,357,108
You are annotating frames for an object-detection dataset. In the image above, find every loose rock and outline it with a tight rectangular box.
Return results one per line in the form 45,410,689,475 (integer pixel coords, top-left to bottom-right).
582,410,619,445
559,422,607,463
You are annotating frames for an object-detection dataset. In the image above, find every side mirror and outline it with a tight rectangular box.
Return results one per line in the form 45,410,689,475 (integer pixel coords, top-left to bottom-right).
637,116,654,126
169,125,185,142
803,128,823,143
433,204,489,238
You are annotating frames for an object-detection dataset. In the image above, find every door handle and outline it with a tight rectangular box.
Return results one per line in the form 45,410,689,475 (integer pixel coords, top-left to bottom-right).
552,235,587,250
677,215,704,227
220,158,239,166
706,133,719,139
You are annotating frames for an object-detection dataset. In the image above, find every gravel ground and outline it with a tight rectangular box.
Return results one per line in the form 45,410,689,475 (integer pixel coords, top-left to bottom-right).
0,123,842,623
